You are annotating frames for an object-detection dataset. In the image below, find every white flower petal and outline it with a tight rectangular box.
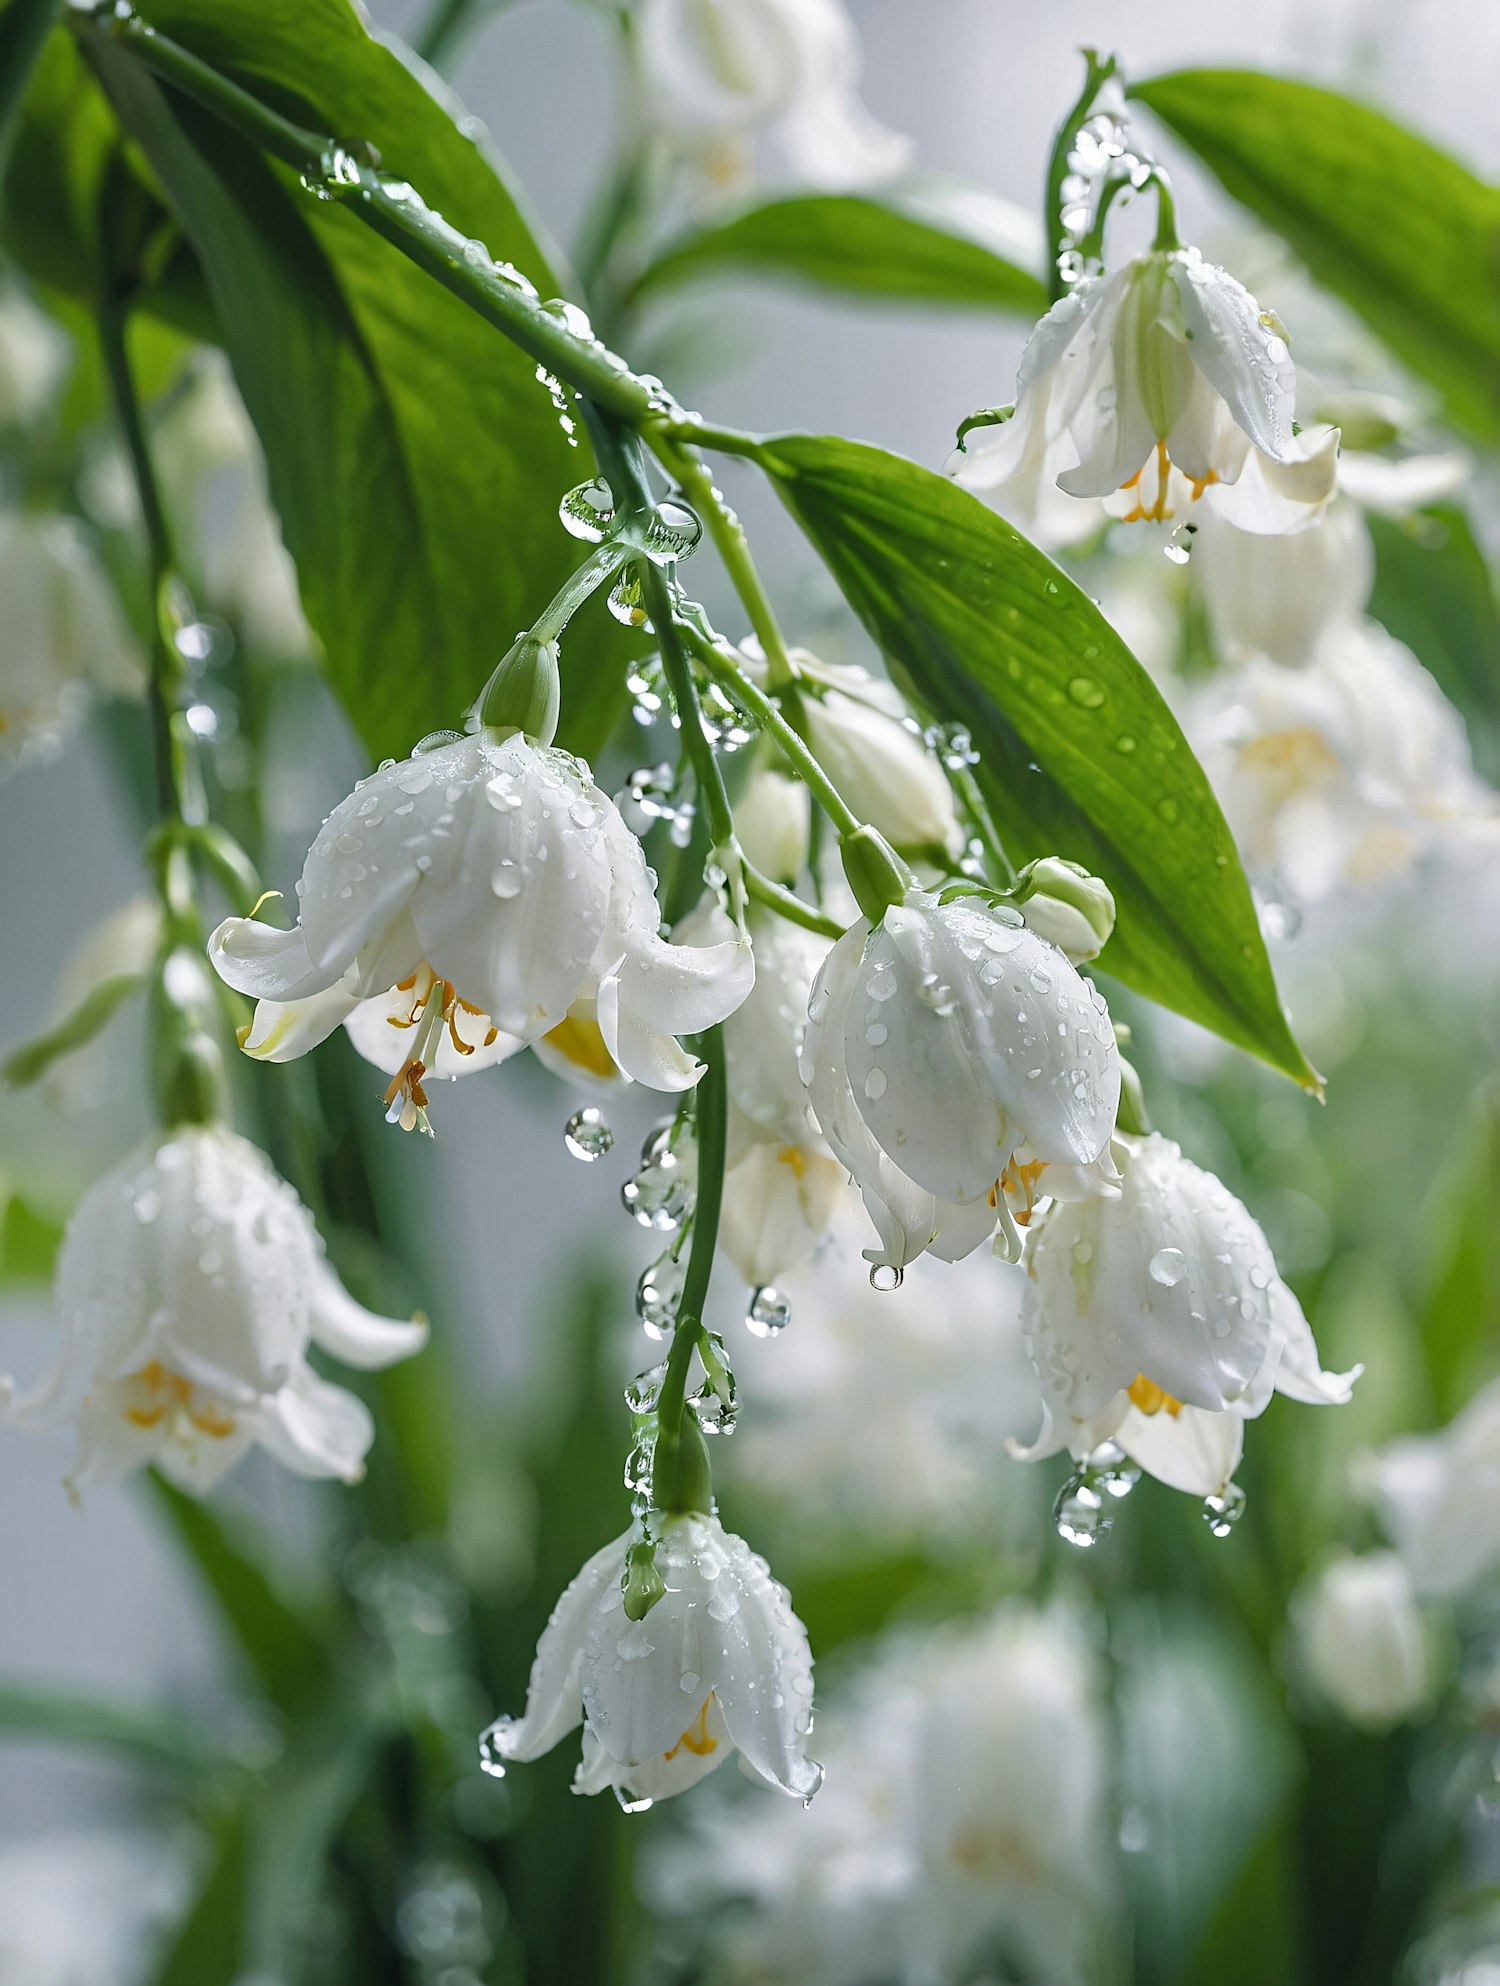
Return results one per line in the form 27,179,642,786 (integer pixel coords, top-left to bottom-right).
243,1362,374,1482
1114,1399,1243,1496
306,1259,428,1370
1170,251,1296,463
242,975,364,1062
488,1532,629,1763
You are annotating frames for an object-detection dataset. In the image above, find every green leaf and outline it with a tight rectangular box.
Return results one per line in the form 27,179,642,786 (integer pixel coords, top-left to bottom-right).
87,0,625,762
0,1189,65,1282
754,433,1317,1085
1133,69,1500,442
1366,502,1500,740
2,970,143,1088
1419,1079,1500,1419
630,177,1047,317
0,1680,225,1771
147,1474,338,1717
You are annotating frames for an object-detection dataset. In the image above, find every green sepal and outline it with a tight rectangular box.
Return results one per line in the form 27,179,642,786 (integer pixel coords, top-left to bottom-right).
3,971,144,1088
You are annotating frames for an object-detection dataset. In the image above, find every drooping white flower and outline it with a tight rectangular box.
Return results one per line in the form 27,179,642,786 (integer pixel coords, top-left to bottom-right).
674,891,849,1286
732,765,811,884
1193,497,1375,670
951,247,1339,540
1015,1131,1357,1495
634,0,913,193
649,1603,1111,1984
1291,1551,1435,1729
801,891,1120,1273
1,1126,427,1494
1374,1374,1500,1600
0,514,142,773
209,731,754,1128
1184,619,1499,905
483,1512,820,1806
742,642,962,857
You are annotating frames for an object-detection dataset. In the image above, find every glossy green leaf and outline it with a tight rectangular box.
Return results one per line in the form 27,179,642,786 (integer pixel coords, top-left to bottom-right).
87,0,625,761
1366,502,1500,742
631,177,1047,316
754,433,1316,1085
1134,69,1500,441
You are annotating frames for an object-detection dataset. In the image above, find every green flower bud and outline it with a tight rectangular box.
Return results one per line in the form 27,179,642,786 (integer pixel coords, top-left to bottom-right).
621,1539,667,1622
1013,857,1115,963
478,633,561,746
839,823,911,925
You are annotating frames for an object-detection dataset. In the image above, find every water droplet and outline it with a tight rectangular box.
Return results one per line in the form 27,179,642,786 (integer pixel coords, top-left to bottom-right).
1259,898,1302,942
1086,1439,1141,1500
478,1722,511,1777
1148,1246,1186,1288
624,1363,666,1415
1053,1472,1113,1547
559,479,615,542
1202,1482,1247,1539
863,1068,888,1101
638,499,702,565
636,1251,684,1339
413,728,463,756
622,1130,695,1231
868,1263,904,1292
1156,797,1180,826
133,1188,162,1225
564,1107,613,1161
491,861,522,899
607,571,651,629
746,1286,790,1338
1068,676,1106,710
614,1789,654,1815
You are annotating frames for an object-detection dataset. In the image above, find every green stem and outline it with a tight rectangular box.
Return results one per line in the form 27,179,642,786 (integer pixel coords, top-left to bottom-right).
0,0,61,177
75,9,656,422
528,540,627,645
949,762,1017,886
1149,168,1181,253
673,610,860,838
649,1027,726,1515
1044,48,1119,304
649,432,798,689
97,296,186,834
743,863,843,940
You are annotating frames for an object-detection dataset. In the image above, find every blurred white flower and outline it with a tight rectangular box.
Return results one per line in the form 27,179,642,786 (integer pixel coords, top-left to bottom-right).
1016,1132,1357,1496
634,0,913,192
0,287,69,428
732,765,810,883
157,351,312,656
743,642,961,856
1194,497,1375,670
723,1214,1043,1543
650,1603,1112,1983
210,731,753,1129
1184,619,1498,905
1374,1373,1500,1600
483,1512,821,1806
802,893,1120,1273
0,513,142,773
1,1125,427,1494
1291,1551,1435,1729
951,247,1338,541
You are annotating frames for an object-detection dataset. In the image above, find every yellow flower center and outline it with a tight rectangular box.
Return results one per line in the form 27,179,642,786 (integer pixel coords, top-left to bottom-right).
991,1156,1050,1225
663,1695,719,1762
541,1010,617,1079
383,965,498,1132
1128,1373,1184,1417
121,1360,236,1438
1116,440,1219,523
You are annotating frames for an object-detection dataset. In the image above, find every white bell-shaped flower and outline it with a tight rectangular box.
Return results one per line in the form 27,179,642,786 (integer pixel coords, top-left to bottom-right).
1184,619,1498,905
732,766,811,884
802,892,1120,1272
634,0,912,192
483,1513,821,1806
1193,497,1375,670
1291,1551,1435,1730
951,247,1339,540
0,514,142,772
675,894,849,1286
209,731,754,1127
1374,1373,1500,1600
1015,1133,1357,1494
1,1127,427,1494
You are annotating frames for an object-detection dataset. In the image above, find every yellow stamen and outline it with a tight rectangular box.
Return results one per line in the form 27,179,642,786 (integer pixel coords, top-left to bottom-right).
1128,1373,1184,1417
664,1695,718,1761
998,1156,1050,1226
542,1010,618,1079
122,1360,236,1438
777,1145,808,1180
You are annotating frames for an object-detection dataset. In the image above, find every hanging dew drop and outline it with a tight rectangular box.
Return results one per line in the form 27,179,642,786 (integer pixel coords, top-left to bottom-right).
559,479,616,542
1086,1440,1141,1500
607,571,652,629
614,1790,654,1815
745,1286,791,1338
412,728,463,756
477,1723,511,1777
1053,1472,1113,1547
868,1263,904,1292
638,499,703,565
564,1107,613,1161
1202,1482,1247,1538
